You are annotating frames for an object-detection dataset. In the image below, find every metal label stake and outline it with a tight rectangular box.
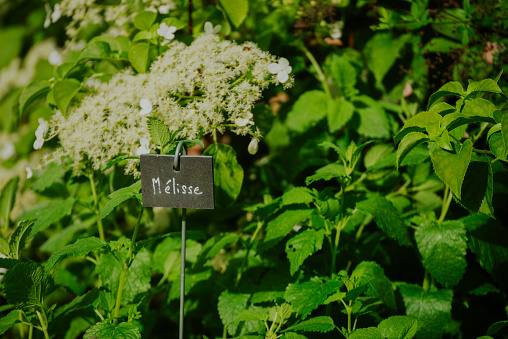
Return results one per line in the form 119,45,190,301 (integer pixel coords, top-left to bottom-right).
140,141,214,339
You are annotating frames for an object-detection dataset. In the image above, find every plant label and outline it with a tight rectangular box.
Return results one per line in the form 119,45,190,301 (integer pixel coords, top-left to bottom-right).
140,154,214,209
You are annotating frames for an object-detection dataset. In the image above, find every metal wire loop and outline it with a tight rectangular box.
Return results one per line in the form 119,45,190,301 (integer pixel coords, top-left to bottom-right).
174,141,188,171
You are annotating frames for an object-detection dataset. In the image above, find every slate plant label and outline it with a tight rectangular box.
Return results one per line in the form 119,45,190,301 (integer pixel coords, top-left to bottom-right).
140,154,214,209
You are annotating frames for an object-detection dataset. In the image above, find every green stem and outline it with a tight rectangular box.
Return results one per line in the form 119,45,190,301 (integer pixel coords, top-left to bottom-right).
300,44,332,98
36,310,50,339
113,207,144,323
438,186,453,224
347,301,352,334
422,271,430,292
89,172,105,241
235,221,263,287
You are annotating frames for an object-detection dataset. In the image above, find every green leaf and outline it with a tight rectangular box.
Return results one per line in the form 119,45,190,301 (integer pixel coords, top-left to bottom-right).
351,261,396,310
53,288,100,319
19,81,50,115
285,90,328,133
198,233,240,261
261,209,313,251
430,139,472,198
53,79,81,117
133,11,157,31
286,229,325,276
0,258,18,269
378,315,418,339
0,310,20,335
102,155,140,173
30,162,66,192
0,176,19,230
489,132,507,162
415,220,467,287
364,33,405,86
9,220,34,259
461,157,494,216
428,81,465,108
0,237,10,257
327,99,355,133
79,41,111,60
284,277,342,319
352,96,390,139
218,0,249,28
83,321,141,339
356,194,411,246
129,42,150,73
466,78,504,96
364,144,394,169
95,248,151,305
204,144,243,206
343,283,370,302
394,111,442,144
349,327,384,339
396,132,429,169
99,180,141,220
3,261,51,310
19,197,75,238
327,54,358,96
502,113,508,157
218,291,264,337
282,187,315,206
146,116,171,150
284,316,335,333
487,320,508,336
0,27,24,69
234,310,268,322
461,98,496,122
305,163,346,185
424,37,462,53
282,333,308,339
45,237,106,273
399,284,453,339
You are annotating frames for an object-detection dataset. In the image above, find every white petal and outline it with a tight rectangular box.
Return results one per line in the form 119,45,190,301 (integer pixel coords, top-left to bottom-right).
284,66,292,75
139,98,152,115
213,25,222,34
140,137,150,147
278,57,290,68
34,138,44,150
51,4,61,23
49,50,62,66
277,71,289,83
235,118,250,127
26,166,33,179
268,63,282,74
159,5,170,14
136,146,149,155
204,22,213,34
165,32,175,40
168,26,177,33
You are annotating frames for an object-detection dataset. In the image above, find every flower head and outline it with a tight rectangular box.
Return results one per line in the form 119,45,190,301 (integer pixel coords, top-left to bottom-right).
139,99,152,115
159,5,172,14
157,23,177,40
268,57,292,83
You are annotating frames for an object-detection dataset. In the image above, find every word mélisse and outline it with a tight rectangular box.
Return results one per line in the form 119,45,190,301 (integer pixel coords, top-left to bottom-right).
151,177,203,196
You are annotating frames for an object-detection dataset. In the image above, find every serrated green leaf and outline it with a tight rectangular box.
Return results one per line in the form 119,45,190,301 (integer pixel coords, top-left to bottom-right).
461,98,496,122
0,176,19,230
428,81,465,108
430,139,472,198
95,248,151,305
99,180,141,220
349,327,384,339
53,288,100,319
129,42,150,73
352,96,390,139
218,0,248,28
396,132,429,169
364,33,404,86
466,78,504,96
234,310,268,322
399,284,453,339
286,229,325,276
218,291,264,337
9,220,34,259
262,209,313,251
364,144,394,169
0,310,20,335
378,315,418,339
19,197,75,238
198,233,240,261
327,54,357,98
4,261,51,310
351,261,396,310
284,277,341,319
53,79,81,117
461,157,493,216
428,102,456,115
203,144,243,206
133,11,156,31
356,194,411,246
415,220,467,287
83,321,141,339
0,258,18,269
306,163,346,185
286,90,328,133
282,333,308,339
30,162,66,192
489,132,507,162
284,316,335,333
0,238,10,257
487,320,508,336
19,81,50,115
328,98,355,133
343,283,370,302
394,111,442,144
146,116,171,150
502,113,508,156
45,237,106,273
282,187,315,206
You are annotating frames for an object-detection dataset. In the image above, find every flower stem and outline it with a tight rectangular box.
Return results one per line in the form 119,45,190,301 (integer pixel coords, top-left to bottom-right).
235,221,263,287
113,207,144,323
438,185,453,224
36,310,50,339
299,44,332,98
89,172,105,241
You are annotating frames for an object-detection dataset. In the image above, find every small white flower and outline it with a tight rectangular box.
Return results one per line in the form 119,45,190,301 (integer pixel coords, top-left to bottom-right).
49,50,63,66
248,138,258,155
204,22,221,34
51,3,61,23
329,21,344,40
139,99,152,115
159,5,171,14
26,166,33,179
268,57,292,83
136,138,150,155
0,141,15,160
34,138,44,150
44,3,52,28
235,118,250,127
157,23,177,40
35,119,49,139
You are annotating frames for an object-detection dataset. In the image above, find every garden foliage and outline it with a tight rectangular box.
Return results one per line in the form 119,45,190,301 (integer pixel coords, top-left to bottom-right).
1,0,508,338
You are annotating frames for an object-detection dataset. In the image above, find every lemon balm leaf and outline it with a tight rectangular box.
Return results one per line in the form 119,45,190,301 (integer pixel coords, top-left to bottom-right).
53,79,81,117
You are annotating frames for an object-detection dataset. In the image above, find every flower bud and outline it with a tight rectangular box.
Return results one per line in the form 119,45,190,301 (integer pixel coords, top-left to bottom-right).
248,138,258,155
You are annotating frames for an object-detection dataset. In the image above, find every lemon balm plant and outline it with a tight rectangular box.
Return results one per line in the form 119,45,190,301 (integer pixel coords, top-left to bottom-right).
1,0,508,339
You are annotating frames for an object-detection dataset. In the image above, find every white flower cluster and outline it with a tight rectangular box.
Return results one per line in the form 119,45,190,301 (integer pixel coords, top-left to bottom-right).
48,30,293,176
